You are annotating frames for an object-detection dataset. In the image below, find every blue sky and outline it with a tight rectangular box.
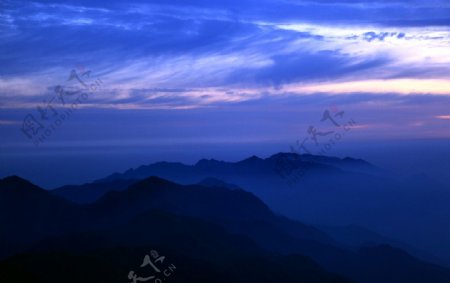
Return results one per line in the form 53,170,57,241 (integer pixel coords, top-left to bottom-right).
0,0,450,186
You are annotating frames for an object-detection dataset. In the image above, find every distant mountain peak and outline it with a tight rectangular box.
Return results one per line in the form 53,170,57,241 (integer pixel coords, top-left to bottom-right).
0,175,43,192
1,175,29,184
239,155,263,163
195,158,226,167
130,176,178,189
269,152,375,167
269,152,301,160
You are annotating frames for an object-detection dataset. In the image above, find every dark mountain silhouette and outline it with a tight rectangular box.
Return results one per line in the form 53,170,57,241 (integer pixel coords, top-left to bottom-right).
51,179,137,204
2,174,450,282
82,152,450,267
55,153,383,205
0,208,349,283
95,153,379,184
87,176,334,245
0,176,82,259
0,176,350,283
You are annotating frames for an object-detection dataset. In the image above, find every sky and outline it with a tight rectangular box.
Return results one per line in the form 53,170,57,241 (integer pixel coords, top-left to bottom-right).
0,0,449,187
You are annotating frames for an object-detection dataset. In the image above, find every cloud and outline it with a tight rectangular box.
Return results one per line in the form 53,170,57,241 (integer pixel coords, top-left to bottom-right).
435,115,450,120
0,0,449,112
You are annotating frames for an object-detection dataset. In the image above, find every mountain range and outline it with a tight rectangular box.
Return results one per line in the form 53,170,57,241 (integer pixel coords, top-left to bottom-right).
50,152,450,266
2,157,450,283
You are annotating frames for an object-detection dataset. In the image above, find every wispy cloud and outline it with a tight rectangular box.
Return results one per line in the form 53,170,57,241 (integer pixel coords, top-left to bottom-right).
435,115,450,120
1,0,449,141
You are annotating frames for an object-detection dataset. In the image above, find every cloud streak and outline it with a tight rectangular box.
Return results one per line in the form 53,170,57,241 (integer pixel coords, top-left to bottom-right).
1,0,449,142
